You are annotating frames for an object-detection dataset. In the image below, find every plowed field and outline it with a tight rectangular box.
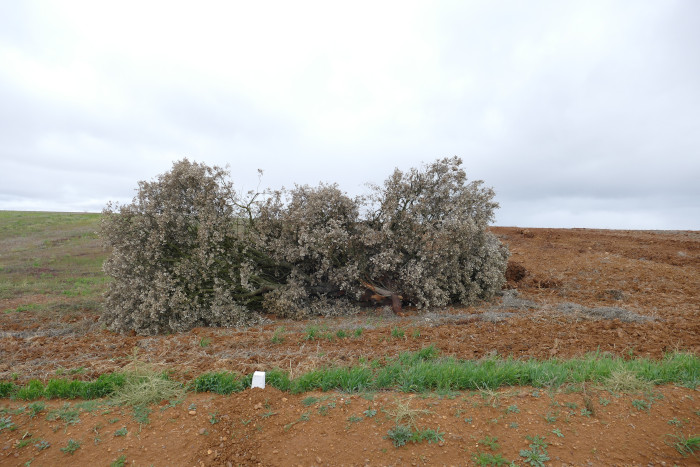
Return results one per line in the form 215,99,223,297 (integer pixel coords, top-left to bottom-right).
1,217,698,466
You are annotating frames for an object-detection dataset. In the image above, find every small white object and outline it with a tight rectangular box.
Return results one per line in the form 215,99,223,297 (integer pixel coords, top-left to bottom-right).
252,371,266,389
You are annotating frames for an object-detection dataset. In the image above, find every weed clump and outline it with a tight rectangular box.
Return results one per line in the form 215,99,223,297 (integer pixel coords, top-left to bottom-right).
600,369,655,393
386,424,445,447
60,438,81,455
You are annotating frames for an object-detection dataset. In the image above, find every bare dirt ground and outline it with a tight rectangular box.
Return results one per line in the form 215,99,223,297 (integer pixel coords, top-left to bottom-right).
1,227,699,466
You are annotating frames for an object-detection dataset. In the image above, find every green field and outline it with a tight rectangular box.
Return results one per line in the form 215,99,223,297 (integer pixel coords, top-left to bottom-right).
0,211,106,317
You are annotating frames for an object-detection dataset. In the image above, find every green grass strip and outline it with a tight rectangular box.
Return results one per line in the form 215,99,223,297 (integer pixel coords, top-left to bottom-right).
11,373,127,401
373,349,698,392
1,348,697,400
291,366,373,393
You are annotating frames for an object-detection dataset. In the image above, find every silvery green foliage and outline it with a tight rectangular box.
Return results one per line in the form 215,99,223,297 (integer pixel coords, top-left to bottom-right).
100,159,263,335
359,156,509,308
255,184,363,318
101,157,508,334
256,157,508,313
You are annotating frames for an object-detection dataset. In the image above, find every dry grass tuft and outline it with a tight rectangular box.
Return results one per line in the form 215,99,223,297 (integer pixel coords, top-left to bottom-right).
110,355,185,407
384,398,431,428
599,369,655,394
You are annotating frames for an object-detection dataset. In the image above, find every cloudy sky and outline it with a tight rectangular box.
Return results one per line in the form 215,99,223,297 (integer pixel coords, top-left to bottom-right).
1,0,698,229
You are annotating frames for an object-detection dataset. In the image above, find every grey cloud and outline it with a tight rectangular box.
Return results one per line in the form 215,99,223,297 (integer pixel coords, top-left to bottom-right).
0,1,697,228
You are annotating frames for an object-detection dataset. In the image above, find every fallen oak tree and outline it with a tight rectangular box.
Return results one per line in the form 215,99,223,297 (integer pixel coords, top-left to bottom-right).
100,157,509,334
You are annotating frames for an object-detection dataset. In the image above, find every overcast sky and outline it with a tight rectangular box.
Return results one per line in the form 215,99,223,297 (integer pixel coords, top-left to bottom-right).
1,1,698,229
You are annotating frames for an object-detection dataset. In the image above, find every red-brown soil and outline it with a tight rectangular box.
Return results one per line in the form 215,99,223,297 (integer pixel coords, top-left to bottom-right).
1,227,699,466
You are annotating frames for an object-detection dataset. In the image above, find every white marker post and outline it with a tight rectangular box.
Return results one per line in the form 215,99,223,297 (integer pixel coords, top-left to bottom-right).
252,371,266,389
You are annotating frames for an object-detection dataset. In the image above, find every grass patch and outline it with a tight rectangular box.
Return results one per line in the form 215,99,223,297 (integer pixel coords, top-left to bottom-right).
480,435,500,450
369,348,698,393
132,405,151,424
292,366,372,393
302,396,320,407
473,451,509,466
600,369,655,393
0,212,105,309
0,382,16,398
304,325,321,341
632,399,650,412
667,433,700,458
0,416,15,431
75,400,101,412
109,361,184,407
190,372,247,395
12,374,126,401
1,347,697,401
28,401,45,417
46,404,80,425
506,404,520,414
303,325,334,341
271,326,286,344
